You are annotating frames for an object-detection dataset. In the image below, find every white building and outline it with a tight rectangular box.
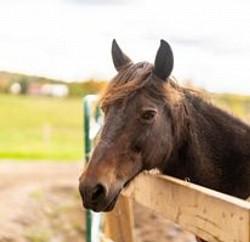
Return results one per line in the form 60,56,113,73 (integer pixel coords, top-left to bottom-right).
41,84,69,97
9,82,21,94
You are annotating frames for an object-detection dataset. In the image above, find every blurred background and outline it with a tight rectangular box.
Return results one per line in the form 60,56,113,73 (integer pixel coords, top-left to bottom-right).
0,0,250,242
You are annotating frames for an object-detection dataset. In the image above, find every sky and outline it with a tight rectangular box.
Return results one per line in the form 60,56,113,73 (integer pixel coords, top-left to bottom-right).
0,0,250,94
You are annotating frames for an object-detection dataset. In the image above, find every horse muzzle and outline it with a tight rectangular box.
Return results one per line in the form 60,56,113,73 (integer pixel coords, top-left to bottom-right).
78,179,122,212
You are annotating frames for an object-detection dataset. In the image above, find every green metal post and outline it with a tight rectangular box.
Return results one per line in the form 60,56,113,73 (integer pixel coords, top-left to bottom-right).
83,97,92,242
83,95,103,242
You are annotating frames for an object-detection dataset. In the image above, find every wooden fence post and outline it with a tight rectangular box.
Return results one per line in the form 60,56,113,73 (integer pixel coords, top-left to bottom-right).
104,196,135,242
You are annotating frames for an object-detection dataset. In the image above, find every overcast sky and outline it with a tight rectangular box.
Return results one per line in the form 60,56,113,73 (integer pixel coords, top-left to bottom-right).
0,0,250,94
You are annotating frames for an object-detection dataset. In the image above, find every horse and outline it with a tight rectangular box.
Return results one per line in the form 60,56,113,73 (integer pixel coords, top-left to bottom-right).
79,39,250,242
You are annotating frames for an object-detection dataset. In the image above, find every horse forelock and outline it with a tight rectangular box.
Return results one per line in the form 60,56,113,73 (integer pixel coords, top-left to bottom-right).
100,62,153,107
100,61,185,108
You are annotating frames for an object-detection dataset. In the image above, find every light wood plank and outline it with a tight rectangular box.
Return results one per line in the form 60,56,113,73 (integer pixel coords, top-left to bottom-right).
122,173,250,242
104,196,135,242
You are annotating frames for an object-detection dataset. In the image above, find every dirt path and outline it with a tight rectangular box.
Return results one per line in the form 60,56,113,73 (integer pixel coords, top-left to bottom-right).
0,161,196,242
0,161,84,242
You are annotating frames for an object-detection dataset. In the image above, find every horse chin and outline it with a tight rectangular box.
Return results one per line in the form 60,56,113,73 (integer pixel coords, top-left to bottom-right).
103,170,144,212
103,193,120,212
88,190,121,213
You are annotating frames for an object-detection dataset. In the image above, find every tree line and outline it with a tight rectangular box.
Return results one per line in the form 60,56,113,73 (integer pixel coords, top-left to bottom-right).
0,71,107,96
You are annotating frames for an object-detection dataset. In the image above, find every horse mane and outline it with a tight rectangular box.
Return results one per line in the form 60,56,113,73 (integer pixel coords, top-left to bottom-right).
100,62,153,107
100,61,196,109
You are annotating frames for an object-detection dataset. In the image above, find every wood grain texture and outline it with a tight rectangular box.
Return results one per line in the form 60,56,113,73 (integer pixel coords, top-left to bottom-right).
122,173,250,242
104,196,135,242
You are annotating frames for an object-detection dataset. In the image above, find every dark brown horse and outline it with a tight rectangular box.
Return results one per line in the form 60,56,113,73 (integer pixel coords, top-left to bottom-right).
79,39,250,241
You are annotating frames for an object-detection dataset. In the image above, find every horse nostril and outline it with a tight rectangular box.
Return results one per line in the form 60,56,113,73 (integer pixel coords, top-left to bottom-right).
91,183,106,202
131,143,142,153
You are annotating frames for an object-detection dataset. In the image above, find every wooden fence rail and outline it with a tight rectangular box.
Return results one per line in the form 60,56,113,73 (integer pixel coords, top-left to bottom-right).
105,173,250,242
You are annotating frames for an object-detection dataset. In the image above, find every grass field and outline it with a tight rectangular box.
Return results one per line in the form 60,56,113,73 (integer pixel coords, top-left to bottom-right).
213,93,250,122
0,94,83,161
0,93,250,161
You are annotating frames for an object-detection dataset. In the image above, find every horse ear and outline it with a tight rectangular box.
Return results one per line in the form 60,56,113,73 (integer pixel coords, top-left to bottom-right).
153,39,174,81
112,39,132,71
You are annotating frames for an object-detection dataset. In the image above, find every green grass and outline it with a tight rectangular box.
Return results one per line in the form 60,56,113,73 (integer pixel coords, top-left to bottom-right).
0,94,83,161
25,227,52,242
213,93,250,122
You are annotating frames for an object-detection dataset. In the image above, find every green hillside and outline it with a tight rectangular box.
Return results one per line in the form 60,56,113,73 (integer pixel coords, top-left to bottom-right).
0,95,83,161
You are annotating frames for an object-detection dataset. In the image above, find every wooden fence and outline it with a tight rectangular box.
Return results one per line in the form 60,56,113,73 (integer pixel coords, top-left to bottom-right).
104,173,250,242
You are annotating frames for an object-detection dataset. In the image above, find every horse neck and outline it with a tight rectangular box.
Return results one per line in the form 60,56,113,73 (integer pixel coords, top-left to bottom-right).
164,91,250,198
185,92,250,156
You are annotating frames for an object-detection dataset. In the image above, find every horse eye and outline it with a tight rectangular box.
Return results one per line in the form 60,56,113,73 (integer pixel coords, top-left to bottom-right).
140,109,157,122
